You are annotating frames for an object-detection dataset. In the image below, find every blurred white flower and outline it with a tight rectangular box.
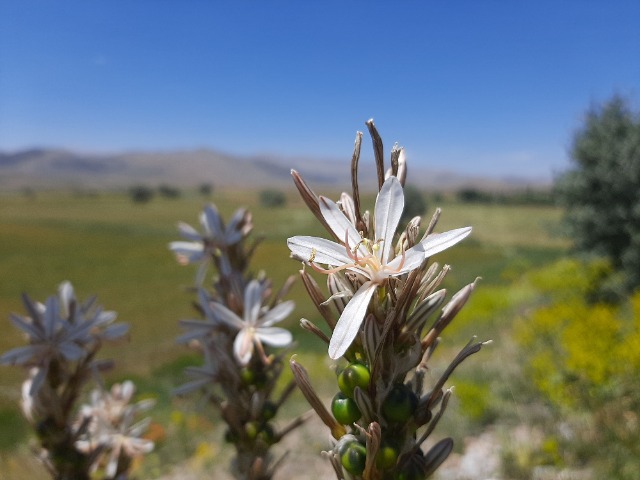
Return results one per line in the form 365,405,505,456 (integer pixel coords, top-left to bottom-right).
288,176,471,359
209,280,294,364
0,282,127,395
169,204,252,284
76,380,155,478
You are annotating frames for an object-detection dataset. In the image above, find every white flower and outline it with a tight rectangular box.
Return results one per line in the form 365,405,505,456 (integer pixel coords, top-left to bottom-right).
76,381,155,478
208,280,294,365
1,282,127,394
287,176,471,359
169,204,251,284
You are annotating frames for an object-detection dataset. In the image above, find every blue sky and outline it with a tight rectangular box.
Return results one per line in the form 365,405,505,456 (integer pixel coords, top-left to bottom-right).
1,1,639,179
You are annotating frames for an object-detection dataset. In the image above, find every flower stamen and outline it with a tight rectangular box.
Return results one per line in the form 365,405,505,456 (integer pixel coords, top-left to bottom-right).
310,262,355,275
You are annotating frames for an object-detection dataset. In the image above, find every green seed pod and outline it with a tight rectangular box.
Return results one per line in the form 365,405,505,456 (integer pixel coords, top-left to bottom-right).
331,392,362,424
240,366,267,387
257,422,276,445
394,466,423,480
240,366,255,384
375,442,399,470
341,441,367,475
382,384,418,423
244,421,259,440
337,363,371,398
261,400,278,421
394,455,424,480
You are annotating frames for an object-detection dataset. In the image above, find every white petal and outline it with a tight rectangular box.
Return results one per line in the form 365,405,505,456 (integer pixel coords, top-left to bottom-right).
120,380,135,402
260,300,295,327
177,221,201,241
244,280,263,325
375,176,404,263
287,236,353,266
223,229,243,245
227,208,247,230
105,449,120,478
125,436,154,454
218,252,232,276
0,345,42,365
174,378,211,396
328,281,377,360
421,227,472,258
95,310,117,325
169,241,204,256
255,327,293,347
198,289,215,319
233,329,254,365
58,281,75,318
339,192,357,225
30,366,48,395
9,313,42,340
201,203,224,239
385,244,426,275
319,196,366,255
209,302,245,330
43,296,58,338
223,208,247,244
195,261,209,286
59,341,86,361
101,323,129,340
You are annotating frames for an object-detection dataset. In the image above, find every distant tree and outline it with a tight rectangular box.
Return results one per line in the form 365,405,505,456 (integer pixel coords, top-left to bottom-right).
21,186,36,200
198,182,214,197
512,187,554,206
158,184,181,199
431,192,444,204
555,95,640,293
129,185,155,204
456,187,492,203
400,184,427,225
259,189,286,208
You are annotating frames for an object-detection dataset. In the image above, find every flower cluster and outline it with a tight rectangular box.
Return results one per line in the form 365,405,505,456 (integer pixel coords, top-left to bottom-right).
0,282,150,480
170,203,304,480
170,203,252,286
76,381,155,479
289,120,488,479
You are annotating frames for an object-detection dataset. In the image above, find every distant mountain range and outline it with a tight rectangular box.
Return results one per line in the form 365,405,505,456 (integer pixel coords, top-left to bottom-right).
0,148,550,192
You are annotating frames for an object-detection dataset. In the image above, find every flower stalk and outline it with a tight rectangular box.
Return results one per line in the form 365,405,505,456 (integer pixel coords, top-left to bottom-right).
171,203,304,480
1,282,152,480
287,120,488,479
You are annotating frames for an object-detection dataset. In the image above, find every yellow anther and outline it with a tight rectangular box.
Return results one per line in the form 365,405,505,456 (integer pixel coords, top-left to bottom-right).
308,248,317,263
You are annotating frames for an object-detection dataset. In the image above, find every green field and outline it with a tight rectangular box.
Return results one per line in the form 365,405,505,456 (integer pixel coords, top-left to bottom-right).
0,187,568,478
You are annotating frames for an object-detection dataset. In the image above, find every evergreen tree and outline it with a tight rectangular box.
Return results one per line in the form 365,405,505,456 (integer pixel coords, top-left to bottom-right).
556,95,640,293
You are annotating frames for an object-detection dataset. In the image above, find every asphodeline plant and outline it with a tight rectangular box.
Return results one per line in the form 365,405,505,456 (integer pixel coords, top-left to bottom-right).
0,281,154,480
288,120,489,480
170,203,305,480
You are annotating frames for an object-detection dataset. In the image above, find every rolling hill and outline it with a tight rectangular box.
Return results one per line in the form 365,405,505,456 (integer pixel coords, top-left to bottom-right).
0,147,549,192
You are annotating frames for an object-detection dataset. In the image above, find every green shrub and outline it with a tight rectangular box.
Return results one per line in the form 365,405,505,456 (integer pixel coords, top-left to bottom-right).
516,258,640,478
400,184,427,225
198,183,214,197
456,187,492,203
259,189,286,208
454,380,496,426
555,95,640,293
129,184,155,203
158,184,181,199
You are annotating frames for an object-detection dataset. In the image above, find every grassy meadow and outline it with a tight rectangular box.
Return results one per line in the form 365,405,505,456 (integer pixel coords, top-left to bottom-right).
0,185,568,478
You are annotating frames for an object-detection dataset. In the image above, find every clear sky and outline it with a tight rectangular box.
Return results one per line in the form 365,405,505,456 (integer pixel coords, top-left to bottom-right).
1,1,639,179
